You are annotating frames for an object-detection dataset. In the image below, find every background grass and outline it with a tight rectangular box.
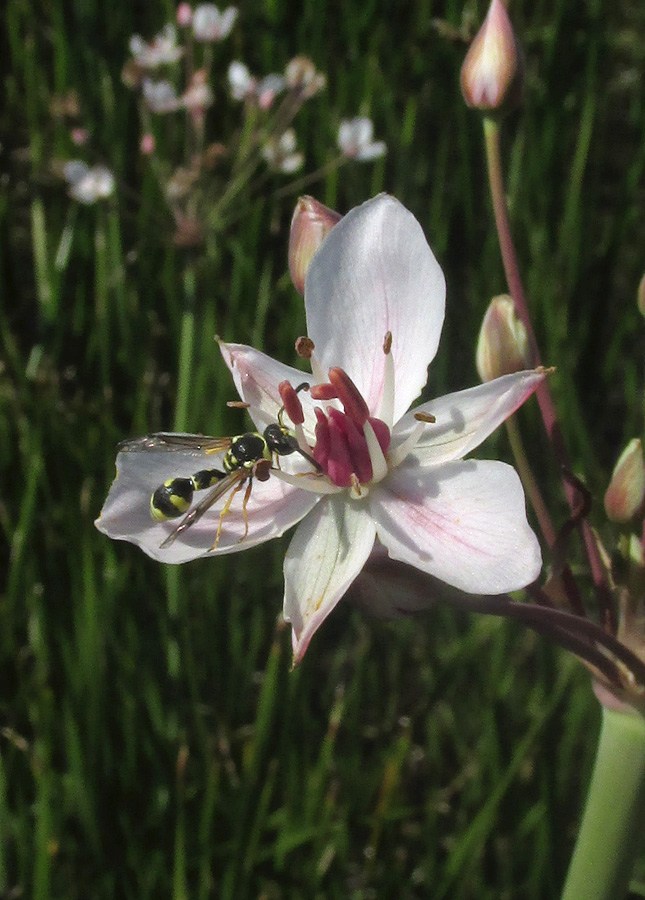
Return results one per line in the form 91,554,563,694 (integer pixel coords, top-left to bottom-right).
2,0,645,897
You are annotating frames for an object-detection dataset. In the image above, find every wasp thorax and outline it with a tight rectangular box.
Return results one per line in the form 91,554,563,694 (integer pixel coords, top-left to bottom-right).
309,367,390,489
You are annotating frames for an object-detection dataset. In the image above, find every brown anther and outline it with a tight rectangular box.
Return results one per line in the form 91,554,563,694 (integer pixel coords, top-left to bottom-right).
350,473,365,497
414,411,436,423
279,380,305,425
383,331,392,355
227,400,251,409
295,336,315,359
310,383,338,401
253,459,272,482
328,367,369,424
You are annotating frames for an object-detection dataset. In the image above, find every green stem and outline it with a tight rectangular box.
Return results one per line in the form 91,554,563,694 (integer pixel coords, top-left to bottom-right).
561,706,645,900
173,267,196,433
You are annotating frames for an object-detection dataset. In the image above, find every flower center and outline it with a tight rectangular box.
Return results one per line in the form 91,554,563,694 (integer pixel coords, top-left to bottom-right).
308,367,391,489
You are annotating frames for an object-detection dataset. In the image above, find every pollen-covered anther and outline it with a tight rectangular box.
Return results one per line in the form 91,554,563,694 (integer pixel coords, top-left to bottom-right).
295,336,315,358
383,331,392,355
278,380,305,425
414,411,436,423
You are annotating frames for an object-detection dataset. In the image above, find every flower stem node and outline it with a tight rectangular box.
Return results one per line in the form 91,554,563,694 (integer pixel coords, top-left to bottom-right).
288,196,342,295
604,439,645,523
476,294,530,381
460,0,524,115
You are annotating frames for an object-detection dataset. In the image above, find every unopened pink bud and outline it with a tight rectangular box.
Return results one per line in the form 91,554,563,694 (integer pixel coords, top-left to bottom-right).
476,294,530,381
70,127,89,146
177,3,193,26
288,196,341,295
140,133,156,155
460,0,523,114
604,439,645,523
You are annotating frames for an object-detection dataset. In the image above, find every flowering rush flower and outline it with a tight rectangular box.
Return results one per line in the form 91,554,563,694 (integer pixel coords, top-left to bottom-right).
192,3,238,41
96,195,543,662
337,117,386,162
129,24,183,68
63,161,115,204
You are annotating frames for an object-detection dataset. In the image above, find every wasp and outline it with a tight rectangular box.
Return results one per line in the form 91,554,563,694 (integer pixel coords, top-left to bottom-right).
118,388,316,550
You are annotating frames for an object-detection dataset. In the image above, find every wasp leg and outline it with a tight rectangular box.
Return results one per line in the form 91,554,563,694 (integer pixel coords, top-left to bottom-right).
210,475,250,551
238,476,256,542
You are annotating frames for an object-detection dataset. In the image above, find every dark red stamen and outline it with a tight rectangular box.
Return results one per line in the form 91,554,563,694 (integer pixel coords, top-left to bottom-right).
278,380,305,425
310,382,338,401
328,367,369,425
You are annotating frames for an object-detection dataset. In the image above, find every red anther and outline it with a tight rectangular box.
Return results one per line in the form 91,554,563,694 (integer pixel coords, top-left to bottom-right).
325,413,355,487
328,367,369,425
329,409,372,483
295,336,315,359
313,408,331,469
278,380,305,425
310,383,339,401
383,331,392,355
367,417,391,454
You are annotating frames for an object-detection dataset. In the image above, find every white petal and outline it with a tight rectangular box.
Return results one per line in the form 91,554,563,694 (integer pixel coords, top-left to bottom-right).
394,369,544,465
356,141,387,162
219,341,318,437
283,495,376,664
305,194,445,422
371,459,542,594
95,441,319,563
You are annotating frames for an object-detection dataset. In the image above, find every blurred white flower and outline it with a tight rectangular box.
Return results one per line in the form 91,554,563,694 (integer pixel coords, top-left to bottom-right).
182,69,214,110
337,117,386,161
192,4,238,41
129,24,183,68
228,61,255,99
64,161,115,204
285,56,326,98
262,129,304,174
227,62,285,108
143,78,183,113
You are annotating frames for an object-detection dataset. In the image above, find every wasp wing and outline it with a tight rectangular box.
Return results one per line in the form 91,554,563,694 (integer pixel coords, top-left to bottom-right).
118,432,233,454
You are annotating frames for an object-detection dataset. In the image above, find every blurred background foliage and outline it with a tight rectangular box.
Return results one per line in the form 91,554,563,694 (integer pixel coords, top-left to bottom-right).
1,0,645,897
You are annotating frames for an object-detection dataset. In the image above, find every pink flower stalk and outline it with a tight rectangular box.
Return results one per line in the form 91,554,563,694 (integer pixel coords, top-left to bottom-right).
96,195,544,663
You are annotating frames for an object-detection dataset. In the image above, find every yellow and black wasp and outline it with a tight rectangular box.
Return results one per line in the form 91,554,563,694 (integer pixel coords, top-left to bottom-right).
118,393,317,550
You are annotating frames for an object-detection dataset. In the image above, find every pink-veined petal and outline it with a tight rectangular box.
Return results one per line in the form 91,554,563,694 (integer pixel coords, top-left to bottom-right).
304,194,445,422
394,369,544,465
95,443,319,563
219,341,320,437
283,494,376,664
371,458,541,593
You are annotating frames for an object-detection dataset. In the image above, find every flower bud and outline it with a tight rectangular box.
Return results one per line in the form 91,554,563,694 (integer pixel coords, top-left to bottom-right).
604,439,645,523
288,196,341,295
460,0,523,114
177,3,193,26
476,294,530,381
638,272,645,318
